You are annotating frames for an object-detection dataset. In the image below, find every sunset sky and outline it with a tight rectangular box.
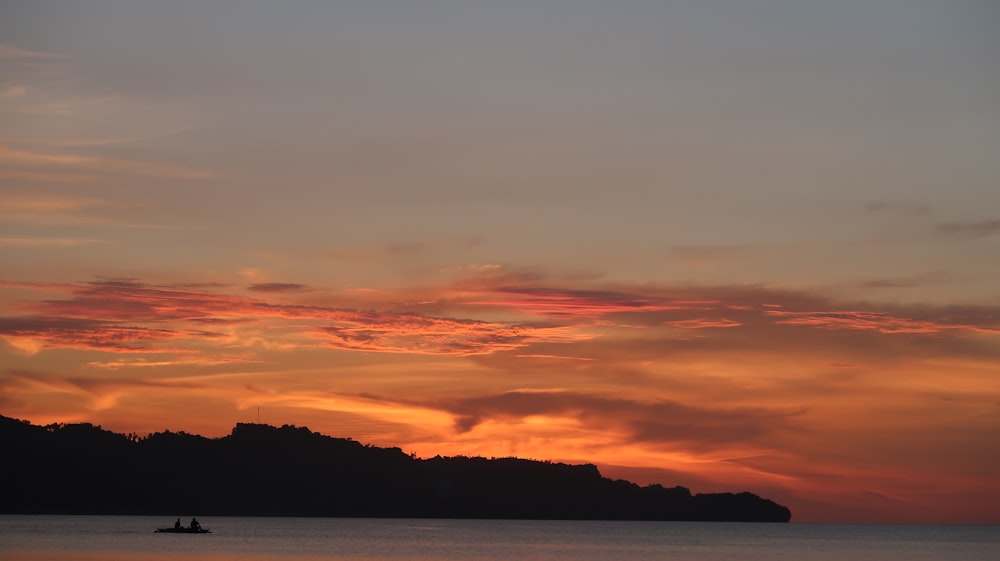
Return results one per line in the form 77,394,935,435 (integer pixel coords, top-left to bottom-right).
2,1,999,524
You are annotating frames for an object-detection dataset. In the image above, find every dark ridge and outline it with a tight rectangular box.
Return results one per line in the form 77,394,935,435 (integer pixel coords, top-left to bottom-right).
0,414,791,522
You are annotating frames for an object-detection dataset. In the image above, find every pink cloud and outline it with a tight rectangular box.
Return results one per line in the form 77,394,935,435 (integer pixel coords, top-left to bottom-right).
2,278,594,358
3,277,998,363
765,310,997,334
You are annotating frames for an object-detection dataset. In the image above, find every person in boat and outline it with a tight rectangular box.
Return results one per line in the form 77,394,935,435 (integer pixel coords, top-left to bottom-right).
174,518,181,529
189,518,201,531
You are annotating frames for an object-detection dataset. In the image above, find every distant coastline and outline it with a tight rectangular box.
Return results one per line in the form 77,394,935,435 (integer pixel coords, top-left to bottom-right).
1,414,791,522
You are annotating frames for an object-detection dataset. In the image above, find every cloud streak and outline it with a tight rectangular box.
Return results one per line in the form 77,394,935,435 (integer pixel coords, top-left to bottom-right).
248,283,307,293
935,219,1000,241
0,237,103,248
765,309,999,334
0,144,212,180
463,285,715,319
0,43,66,61
434,389,801,446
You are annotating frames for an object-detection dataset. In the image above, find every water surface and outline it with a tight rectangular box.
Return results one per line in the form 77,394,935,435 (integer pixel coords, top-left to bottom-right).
1,515,997,561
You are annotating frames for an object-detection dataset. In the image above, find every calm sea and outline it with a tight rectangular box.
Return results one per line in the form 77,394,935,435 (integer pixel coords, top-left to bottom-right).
0,515,997,561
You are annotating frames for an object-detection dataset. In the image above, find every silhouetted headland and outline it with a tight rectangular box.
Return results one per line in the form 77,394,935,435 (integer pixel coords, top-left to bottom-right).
0,414,791,522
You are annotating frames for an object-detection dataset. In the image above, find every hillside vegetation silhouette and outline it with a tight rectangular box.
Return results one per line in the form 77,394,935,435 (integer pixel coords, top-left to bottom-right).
1,414,791,522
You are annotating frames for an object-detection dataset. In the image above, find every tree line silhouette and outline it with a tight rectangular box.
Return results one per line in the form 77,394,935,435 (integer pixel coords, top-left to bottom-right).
1,414,791,522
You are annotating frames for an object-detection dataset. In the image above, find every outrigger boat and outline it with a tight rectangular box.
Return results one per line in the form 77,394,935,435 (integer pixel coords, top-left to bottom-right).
156,519,211,533
156,526,211,533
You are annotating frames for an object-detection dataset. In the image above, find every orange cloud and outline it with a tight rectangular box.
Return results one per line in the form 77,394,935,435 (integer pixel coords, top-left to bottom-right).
0,317,182,354
425,389,801,445
316,318,588,356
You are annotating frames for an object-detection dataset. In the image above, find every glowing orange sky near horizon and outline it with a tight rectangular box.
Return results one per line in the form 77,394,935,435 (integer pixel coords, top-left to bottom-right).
2,277,998,523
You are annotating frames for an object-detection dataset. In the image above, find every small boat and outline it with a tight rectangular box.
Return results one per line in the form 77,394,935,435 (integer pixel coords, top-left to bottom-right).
155,526,211,533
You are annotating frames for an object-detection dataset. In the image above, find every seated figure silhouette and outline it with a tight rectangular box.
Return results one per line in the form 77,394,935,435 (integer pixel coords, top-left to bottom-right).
174,518,181,529
189,518,201,531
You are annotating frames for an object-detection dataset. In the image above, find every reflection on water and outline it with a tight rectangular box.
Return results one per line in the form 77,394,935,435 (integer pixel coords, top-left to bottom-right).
1,515,999,561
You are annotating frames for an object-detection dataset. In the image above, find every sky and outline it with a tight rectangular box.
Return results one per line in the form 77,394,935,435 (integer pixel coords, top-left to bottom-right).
1,0,999,524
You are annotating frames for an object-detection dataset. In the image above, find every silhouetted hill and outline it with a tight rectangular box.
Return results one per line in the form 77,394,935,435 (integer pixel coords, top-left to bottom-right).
0,414,791,522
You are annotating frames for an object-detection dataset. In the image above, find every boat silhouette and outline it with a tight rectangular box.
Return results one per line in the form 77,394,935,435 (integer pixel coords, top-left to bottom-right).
156,518,210,533
155,526,211,533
